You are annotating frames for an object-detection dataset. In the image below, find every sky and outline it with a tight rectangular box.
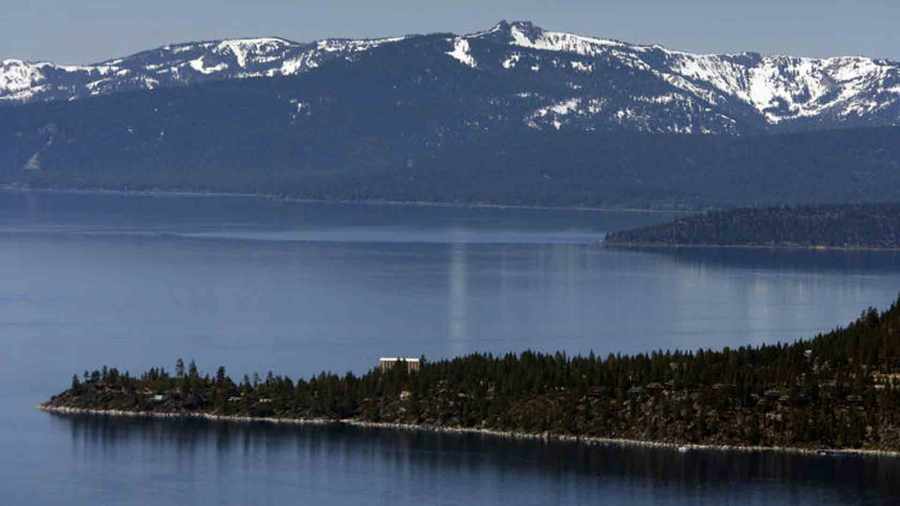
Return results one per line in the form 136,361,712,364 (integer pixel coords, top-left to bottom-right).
3,0,900,64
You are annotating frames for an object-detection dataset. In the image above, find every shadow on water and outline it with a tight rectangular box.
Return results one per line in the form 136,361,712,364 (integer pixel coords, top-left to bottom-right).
53,413,900,505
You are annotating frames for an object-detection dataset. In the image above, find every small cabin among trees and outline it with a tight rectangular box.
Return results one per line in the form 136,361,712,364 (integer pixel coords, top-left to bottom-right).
379,357,420,373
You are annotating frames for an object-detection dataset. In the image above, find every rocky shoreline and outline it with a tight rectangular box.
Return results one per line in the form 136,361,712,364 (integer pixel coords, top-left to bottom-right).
38,404,900,459
46,306,900,460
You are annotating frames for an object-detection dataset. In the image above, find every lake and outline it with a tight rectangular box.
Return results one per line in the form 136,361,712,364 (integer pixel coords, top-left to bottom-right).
2,190,900,505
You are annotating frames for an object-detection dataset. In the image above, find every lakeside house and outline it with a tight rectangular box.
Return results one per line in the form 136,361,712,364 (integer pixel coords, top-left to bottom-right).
379,357,421,373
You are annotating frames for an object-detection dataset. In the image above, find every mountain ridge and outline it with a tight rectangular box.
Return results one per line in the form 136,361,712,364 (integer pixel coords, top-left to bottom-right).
3,20,900,134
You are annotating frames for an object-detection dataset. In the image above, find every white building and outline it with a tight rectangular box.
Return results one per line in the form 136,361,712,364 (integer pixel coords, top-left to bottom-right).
379,357,421,373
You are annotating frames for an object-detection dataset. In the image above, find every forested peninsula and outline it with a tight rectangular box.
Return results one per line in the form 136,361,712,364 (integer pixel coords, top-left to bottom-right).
605,204,900,250
41,298,900,454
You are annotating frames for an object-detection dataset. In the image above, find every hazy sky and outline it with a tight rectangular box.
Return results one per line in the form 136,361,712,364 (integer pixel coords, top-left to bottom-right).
3,0,900,64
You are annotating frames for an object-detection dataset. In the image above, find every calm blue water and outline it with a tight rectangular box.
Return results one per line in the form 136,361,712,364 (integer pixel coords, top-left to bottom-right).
2,190,900,505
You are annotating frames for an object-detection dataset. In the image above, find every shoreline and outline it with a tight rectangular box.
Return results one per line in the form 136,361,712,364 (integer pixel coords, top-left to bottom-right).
38,404,900,459
0,185,689,214
604,241,900,253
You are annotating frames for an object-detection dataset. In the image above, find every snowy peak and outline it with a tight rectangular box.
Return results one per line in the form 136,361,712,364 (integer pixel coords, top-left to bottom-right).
489,20,546,44
471,20,625,56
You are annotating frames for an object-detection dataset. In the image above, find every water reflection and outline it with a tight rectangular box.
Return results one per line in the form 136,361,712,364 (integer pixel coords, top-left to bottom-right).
615,246,900,275
448,242,468,354
53,413,900,505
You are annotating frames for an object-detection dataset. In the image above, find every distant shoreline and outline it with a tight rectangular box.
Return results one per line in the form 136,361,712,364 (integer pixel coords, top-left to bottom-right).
0,185,688,214
39,405,900,459
604,241,900,253
603,204,900,252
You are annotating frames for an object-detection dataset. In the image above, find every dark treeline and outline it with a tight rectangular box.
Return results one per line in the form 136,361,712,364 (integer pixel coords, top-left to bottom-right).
605,204,900,249
47,297,900,451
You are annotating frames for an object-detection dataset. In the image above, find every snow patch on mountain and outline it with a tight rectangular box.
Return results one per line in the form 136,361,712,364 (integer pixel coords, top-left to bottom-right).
502,53,521,69
570,61,593,73
277,54,318,76
528,97,609,130
504,22,624,57
635,94,680,105
316,36,406,54
0,60,44,96
535,98,581,116
216,38,290,68
190,57,228,75
447,38,477,68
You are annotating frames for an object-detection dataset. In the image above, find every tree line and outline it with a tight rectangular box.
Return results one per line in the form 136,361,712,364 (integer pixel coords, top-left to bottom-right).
51,296,900,450
606,204,900,249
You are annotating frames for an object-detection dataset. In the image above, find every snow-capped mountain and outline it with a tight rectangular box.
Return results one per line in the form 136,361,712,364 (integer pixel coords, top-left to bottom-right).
3,20,900,134
470,22,900,130
0,35,404,103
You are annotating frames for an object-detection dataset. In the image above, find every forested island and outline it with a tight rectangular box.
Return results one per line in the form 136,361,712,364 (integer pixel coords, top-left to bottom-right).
42,297,900,454
605,204,900,250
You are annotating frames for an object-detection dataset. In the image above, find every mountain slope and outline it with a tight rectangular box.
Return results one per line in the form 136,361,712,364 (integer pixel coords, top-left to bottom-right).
3,21,900,209
3,21,900,134
3,70,900,209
